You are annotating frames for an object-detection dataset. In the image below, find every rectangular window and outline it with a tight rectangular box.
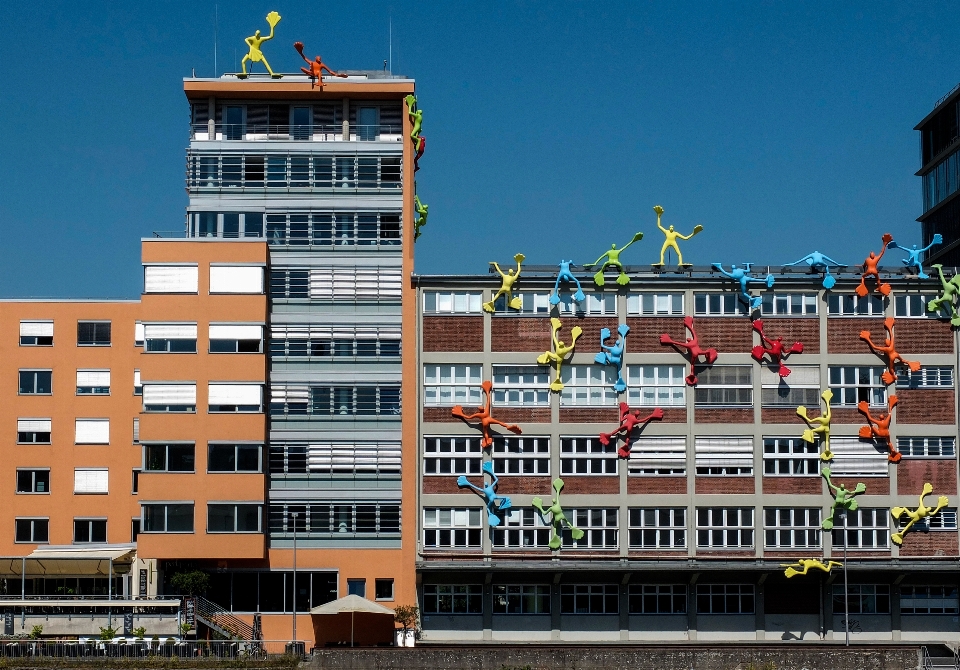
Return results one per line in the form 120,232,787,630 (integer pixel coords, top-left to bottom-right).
309,266,402,302
492,366,550,406
560,437,618,475
208,503,263,533
76,369,110,395
629,508,686,549
763,508,821,549
210,265,264,294
895,294,939,318
423,291,483,314
423,437,482,476
629,437,687,475
697,584,755,614
144,444,195,472
17,419,51,444
209,324,263,353
74,468,108,494
626,365,686,406
493,585,551,614
268,501,400,537
763,437,819,475
142,383,197,412
75,419,109,444
564,509,619,549
900,586,960,614
760,292,818,315
557,292,617,316
74,518,107,543
270,269,309,299
628,584,686,614
142,504,194,533
132,418,140,444
492,508,551,549
134,369,142,395
143,323,197,353
828,294,885,316
375,579,394,601
897,508,957,532
761,365,820,407
627,293,684,315
694,366,753,406
694,293,748,316
696,508,754,548
832,584,890,614
135,322,144,347
897,366,954,389
16,469,50,494
829,366,887,407
77,321,111,346
423,365,482,406
422,585,483,614
132,469,140,494
305,385,401,417
269,442,400,478
695,436,753,475
492,437,550,475
19,370,52,395
270,325,399,358
832,508,888,549
494,292,551,314
560,584,619,614
422,508,482,549
208,383,263,412
19,321,53,346
897,437,956,458
830,437,888,477
15,518,49,543
208,444,262,473
560,365,619,406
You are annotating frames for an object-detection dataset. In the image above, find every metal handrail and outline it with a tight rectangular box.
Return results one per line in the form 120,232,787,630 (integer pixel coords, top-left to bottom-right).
191,123,402,142
192,595,254,640
934,83,960,110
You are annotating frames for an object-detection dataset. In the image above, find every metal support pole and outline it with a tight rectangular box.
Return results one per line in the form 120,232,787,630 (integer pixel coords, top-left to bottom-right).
291,511,298,645
21,558,25,599
843,511,849,647
109,558,114,628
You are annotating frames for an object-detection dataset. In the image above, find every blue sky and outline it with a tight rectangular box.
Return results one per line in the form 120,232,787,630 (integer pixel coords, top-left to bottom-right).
1,2,958,297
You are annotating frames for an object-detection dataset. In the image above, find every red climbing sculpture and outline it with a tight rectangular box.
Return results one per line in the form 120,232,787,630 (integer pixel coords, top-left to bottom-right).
751,319,803,378
598,403,664,458
659,316,718,386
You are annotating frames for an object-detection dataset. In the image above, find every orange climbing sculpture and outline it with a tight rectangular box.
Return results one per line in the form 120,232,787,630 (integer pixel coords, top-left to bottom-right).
855,233,894,297
860,317,920,385
451,380,522,448
294,42,347,89
858,395,900,462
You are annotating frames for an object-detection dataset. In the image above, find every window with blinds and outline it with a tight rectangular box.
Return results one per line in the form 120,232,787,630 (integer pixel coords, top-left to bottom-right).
829,437,888,476
19,321,53,346
628,437,687,475
76,369,110,395
17,419,51,444
270,324,399,358
208,384,263,412
309,267,402,301
269,501,401,538
269,442,401,477
694,436,753,475
210,324,263,353
143,265,199,293
760,365,820,407
209,265,265,294
75,419,109,444
74,469,108,494
694,366,753,406
143,323,197,353
142,384,197,412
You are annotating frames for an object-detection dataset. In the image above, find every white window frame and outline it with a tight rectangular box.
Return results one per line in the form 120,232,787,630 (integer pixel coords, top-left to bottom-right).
142,383,198,413
19,320,53,346
564,509,619,549
897,437,956,458
626,365,686,407
560,437,618,476
492,508,551,549
422,291,483,314
760,292,818,316
492,437,550,475
694,292,748,316
492,365,550,407
423,365,482,407
696,507,754,549
897,366,954,389
627,293,684,316
760,366,820,407
828,293,885,316
143,323,198,353
422,508,483,549
423,437,482,476
629,436,687,476
560,365,619,406
557,292,616,316
494,292,551,315
76,369,111,396
830,436,889,477
763,507,821,549
762,437,819,476
895,294,940,318
831,508,889,549
898,508,957,532
628,508,686,549
17,418,52,445
694,366,753,407
829,366,887,407
695,436,753,476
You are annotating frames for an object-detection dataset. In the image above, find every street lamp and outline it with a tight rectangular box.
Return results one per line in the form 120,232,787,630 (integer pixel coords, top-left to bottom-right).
291,511,298,646
837,508,849,647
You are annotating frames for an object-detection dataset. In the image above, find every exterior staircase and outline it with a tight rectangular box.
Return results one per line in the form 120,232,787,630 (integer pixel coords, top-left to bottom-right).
193,596,256,640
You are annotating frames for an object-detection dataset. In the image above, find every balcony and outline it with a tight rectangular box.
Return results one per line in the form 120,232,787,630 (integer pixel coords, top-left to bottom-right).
191,124,403,143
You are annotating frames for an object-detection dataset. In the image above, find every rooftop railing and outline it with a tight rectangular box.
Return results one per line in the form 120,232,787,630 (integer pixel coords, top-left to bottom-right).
191,124,403,142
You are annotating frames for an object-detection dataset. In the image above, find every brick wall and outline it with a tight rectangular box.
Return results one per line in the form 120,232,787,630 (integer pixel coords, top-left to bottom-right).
757,318,821,354
893,318,955,354
627,476,686,494
423,406,462,423
562,476,619,494
762,477,823,495
764,550,823,560
422,316,484,352
896,389,956,424
831,407,865,424
695,407,754,423
696,477,755,494
833,476,889,495
697,550,757,558
762,407,805,424
826,317,887,353
896,459,957,495
497,407,552,424
496,476,551,495
692,317,754,352
628,551,689,559
422,477,473,494
898,531,959,557
563,317,620,356
625,317,687,353
559,407,619,424
491,317,552,352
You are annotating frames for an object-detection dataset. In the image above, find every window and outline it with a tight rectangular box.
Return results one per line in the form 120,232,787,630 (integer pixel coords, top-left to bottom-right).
895,294,939,318
16,469,49,494
132,418,139,444
209,265,264,294
75,419,109,444
832,584,890,614
629,508,686,549
560,437,618,475
270,269,309,299
269,442,400,478
900,586,959,614
423,292,483,314
763,437,819,475
492,509,551,548
898,508,957,532
144,444,195,472
560,584,619,614
829,366,887,407
142,383,197,412
208,503,262,532
271,325,400,358
694,366,752,406
19,370,52,395
557,292,617,316
423,365,482,406
74,469,108,494
897,366,954,389
695,436,753,475
268,502,401,537
305,385,401,416
422,585,482,614
375,579,394,601
628,584,686,614
761,366,820,407
697,584,754,614
627,293,683,315
20,321,53,346
560,365,618,406
832,508,888,549
493,585,550,614
132,469,139,494
210,324,263,353
15,519,48,543
143,324,197,353
828,293,884,316
74,518,108,543
492,366,550,406
308,266,402,302
17,419,51,444
423,508,482,549
694,293,748,316
141,504,194,533
76,369,110,395
494,292,551,314
134,370,142,395
423,437,482,475
208,444,262,472
144,265,199,293
135,322,144,347
830,437,888,476
763,508,821,549
267,211,402,246
208,384,263,412
626,365,686,406
492,437,550,475
564,509,619,549
628,437,687,475
760,292,818,316
696,508,754,548
77,321,111,346
897,437,956,458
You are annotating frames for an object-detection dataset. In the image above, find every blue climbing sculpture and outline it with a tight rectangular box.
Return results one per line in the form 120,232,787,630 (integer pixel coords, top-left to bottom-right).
784,252,845,290
595,325,630,393
888,234,943,279
550,260,585,306
712,263,775,310
457,461,512,527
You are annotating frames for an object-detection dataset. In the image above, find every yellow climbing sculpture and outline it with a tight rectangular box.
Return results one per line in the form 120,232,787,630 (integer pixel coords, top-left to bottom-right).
781,558,843,578
483,254,525,313
239,11,282,78
797,389,833,461
891,483,949,546
537,317,582,392
651,205,703,267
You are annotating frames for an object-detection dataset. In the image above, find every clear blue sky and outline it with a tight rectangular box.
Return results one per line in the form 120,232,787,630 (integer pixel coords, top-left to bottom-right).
1,2,958,297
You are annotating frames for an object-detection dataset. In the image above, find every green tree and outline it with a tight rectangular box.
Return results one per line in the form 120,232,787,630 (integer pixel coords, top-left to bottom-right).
170,570,209,596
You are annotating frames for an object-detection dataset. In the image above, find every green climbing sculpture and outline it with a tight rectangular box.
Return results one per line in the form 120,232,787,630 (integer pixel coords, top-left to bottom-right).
414,195,428,240
584,233,644,286
532,478,584,550
928,264,960,326
821,466,866,531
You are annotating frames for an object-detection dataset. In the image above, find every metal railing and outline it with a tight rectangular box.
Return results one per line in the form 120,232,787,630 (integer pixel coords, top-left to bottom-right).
0,640,304,659
191,124,402,142
193,595,254,641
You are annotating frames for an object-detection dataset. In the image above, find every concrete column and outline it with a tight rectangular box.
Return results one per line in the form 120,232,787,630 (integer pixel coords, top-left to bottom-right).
755,574,766,641
824,573,836,639
482,573,492,641
891,577,903,642
619,575,630,641
551,575,561,641
342,99,350,140
207,97,216,138
687,573,698,641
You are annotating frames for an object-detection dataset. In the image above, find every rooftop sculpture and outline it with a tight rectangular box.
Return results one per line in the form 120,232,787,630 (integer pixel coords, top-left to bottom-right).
751,319,803,378
599,402,664,458
450,380,521,448
784,251,844,289
860,317,920,385
457,461,512,527
712,263,775,311
651,205,702,267
797,389,834,461
537,318,582,392
888,234,942,279
782,558,843,578
550,260,585,306
595,325,630,392
532,478,583,550
584,233,643,287
821,466,866,531
659,316,718,386
928,264,960,326
855,233,894,297
858,395,901,462
891,483,949,546
294,41,347,88
483,254,525,313
238,12,282,79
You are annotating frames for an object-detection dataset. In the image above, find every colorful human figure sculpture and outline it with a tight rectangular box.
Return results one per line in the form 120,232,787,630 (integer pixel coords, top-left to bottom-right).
457,461,512,527
888,234,942,279
598,403,664,458
550,260,585,305
821,466,866,531
797,389,834,461
404,94,425,172
659,316,718,386
751,319,803,378
595,325,630,392
858,395,900,462
712,263,775,311
781,559,843,579
532,478,584,550
537,318,583,392
860,317,920,385
483,254,525,313
784,252,845,290
450,380,522,448
584,233,644,287
855,233,894,297
414,194,428,240
651,205,703,267
239,12,282,78
293,41,347,88
891,483,949,545
928,265,960,326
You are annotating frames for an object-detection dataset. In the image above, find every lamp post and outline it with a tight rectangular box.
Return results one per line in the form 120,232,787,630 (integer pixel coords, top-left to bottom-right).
291,511,298,645
839,508,849,647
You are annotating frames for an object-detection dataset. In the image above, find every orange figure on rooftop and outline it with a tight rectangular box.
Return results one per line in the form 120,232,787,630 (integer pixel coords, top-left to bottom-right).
856,233,894,297
859,395,901,462
294,41,347,89
860,317,920,385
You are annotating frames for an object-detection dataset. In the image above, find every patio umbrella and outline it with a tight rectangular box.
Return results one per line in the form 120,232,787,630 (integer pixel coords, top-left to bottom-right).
310,595,395,647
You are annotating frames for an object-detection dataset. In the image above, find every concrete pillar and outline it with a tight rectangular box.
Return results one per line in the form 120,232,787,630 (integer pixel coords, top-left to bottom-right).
207,97,216,138
482,573,492,641
891,578,903,642
619,575,630,641
342,99,350,140
687,573,698,641
755,574,766,641
551,575,561,641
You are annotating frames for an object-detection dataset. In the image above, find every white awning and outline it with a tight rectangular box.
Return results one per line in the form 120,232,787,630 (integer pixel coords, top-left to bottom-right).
310,594,394,616
0,545,136,576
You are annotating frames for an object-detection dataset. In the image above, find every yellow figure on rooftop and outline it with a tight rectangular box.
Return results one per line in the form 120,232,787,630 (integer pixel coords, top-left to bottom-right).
239,11,282,79
483,254,525,313
652,205,703,267
537,318,582,392
797,389,834,461
781,558,843,579
891,483,950,546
